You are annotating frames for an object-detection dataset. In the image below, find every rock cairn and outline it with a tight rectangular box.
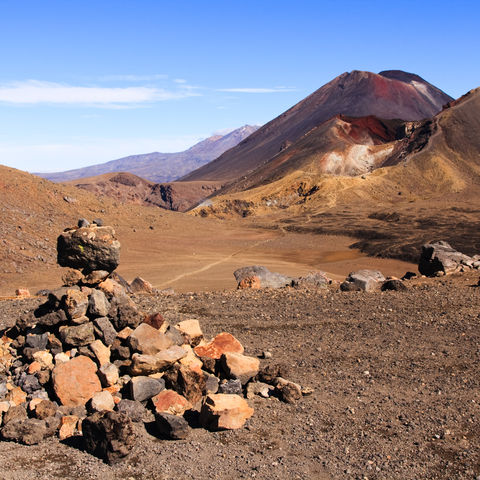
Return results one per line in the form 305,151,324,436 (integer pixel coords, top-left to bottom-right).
0,220,303,464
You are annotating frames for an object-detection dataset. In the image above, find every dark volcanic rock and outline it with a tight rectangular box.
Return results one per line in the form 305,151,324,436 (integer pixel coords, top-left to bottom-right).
381,279,408,291
154,412,190,440
129,376,164,403
115,399,146,423
82,411,136,464
59,323,95,347
340,281,362,292
108,295,143,331
1,418,49,445
218,379,242,395
93,317,117,346
57,225,120,273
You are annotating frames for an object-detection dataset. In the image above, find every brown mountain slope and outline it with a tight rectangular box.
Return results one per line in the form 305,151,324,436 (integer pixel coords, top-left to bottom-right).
182,70,452,184
193,88,480,261
66,171,223,212
67,172,154,205
214,115,406,196
36,125,258,184
0,165,414,296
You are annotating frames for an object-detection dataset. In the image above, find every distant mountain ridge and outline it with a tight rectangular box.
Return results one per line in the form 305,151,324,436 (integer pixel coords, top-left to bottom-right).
36,125,258,183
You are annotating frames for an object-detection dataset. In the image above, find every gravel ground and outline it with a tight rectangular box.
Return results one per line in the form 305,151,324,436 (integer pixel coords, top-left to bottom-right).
0,272,479,480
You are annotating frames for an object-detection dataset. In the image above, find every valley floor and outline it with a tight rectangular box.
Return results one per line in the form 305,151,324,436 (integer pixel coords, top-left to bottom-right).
0,272,479,479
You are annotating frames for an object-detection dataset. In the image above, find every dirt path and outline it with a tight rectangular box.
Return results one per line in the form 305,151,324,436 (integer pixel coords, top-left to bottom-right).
156,236,275,288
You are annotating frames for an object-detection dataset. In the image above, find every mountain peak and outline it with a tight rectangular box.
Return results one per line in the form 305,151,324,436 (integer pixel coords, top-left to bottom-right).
183,69,453,184
36,125,258,184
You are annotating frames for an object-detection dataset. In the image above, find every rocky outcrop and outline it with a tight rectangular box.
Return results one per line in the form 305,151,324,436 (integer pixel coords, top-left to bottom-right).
418,241,480,276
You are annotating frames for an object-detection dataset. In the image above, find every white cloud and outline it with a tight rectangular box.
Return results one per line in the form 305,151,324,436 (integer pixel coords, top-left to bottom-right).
217,87,297,93
174,78,187,84
99,74,168,82
0,80,199,106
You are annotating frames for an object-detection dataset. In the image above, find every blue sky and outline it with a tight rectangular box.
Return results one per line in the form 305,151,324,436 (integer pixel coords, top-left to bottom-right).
0,0,478,172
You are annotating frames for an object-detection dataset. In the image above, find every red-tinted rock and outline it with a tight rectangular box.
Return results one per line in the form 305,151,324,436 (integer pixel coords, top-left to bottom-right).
15,288,30,297
52,355,102,406
194,333,244,360
143,313,165,330
237,276,261,289
152,390,192,415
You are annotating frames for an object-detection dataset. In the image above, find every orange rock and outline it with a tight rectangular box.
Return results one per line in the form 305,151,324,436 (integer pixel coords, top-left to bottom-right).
179,345,204,374
152,390,192,415
59,415,79,440
28,361,41,374
15,288,30,297
98,278,126,297
89,339,111,366
6,386,27,406
237,276,261,289
200,394,254,430
63,288,89,319
117,326,133,340
103,385,121,395
52,355,102,406
194,332,244,360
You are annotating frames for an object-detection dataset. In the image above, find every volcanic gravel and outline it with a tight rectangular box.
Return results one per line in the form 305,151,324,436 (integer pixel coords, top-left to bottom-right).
0,272,479,480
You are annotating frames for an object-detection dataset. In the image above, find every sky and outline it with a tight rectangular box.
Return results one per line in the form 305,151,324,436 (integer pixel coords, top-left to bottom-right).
0,0,479,172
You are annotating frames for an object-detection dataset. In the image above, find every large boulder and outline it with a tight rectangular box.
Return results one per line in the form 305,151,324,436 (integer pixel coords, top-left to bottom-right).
1,417,50,445
418,241,475,276
52,356,102,406
234,266,293,289
57,225,120,273
340,270,385,292
292,271,331,289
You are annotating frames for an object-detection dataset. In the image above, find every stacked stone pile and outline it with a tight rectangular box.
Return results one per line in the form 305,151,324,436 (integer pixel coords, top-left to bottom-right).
0,220,304,464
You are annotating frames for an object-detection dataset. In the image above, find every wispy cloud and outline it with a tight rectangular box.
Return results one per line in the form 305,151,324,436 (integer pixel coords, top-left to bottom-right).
99,74,168,82
217,87,297,93
0,80,199,106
